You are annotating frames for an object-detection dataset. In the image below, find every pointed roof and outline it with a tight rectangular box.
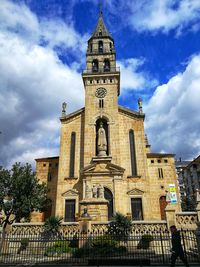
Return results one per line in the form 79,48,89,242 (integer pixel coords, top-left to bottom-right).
90,12,113,40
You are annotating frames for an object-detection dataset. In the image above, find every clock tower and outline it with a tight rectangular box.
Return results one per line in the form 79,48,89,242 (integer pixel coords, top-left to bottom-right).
82,11,120,165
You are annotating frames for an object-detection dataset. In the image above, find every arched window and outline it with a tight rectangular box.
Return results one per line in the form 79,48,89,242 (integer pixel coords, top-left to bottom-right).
90,43,93,52
129,130,137,176
96,118,109,156
98,40,103,53
104,188,113,220
104,59,110,72
69,132,76,177
92,59,98,72
99,29,102,36
131,198,143,220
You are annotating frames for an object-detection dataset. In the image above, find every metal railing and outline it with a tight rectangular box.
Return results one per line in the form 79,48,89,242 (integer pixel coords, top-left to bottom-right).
87,48,116,54
0,229,199,265
82,67,120,75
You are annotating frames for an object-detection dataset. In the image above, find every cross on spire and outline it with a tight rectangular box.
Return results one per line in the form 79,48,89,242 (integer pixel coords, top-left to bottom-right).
99,0,103,15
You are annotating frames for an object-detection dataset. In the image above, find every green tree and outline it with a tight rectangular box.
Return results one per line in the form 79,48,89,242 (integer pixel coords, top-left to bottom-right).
0,162,49,228
181,195,196,211
0,163,50,252
107,212,132,240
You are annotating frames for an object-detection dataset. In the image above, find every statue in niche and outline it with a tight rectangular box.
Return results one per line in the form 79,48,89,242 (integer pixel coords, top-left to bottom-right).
97,121,107,156
98,184,104,199
92,185,98,198
85,185,92,199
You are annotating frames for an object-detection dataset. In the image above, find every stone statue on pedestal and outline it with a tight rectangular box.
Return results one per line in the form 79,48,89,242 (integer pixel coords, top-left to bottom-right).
92,185,98,198
85,185,92,199
98,184,104,198
97,122,107,157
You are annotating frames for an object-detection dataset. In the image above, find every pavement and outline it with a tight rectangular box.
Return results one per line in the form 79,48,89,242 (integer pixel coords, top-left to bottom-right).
1,264,199,267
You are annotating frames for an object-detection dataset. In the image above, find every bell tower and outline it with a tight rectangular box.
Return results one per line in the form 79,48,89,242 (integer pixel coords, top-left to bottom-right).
82,11,120,165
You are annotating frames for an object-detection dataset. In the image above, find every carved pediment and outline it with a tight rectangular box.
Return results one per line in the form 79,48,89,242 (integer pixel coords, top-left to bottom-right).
62,189,79,197
127,188,145,195
81,163,97,173
81,161,125,176
107,163,125,172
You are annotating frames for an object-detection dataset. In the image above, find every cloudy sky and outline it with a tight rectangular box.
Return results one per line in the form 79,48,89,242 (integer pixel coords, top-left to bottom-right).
0,0,200,168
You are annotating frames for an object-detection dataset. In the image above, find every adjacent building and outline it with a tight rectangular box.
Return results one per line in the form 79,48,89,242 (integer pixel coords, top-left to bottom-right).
175,158,191,208
177,156,200,210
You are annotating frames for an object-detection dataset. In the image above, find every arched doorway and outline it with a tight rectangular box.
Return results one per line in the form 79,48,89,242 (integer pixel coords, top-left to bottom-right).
159,196,168,220
104,188,113,220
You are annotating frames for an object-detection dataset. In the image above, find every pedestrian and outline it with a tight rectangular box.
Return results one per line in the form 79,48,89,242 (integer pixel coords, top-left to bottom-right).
170,225,189,267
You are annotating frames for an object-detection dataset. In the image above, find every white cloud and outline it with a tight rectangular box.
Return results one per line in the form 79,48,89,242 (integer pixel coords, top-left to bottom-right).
118,58,158,93
104,0,200,34
0,0,85,168
0,0,88,53
0,0,39,39
144,54,200,159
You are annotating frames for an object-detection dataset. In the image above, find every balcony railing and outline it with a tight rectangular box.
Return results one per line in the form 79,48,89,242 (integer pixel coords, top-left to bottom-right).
87,48,116,54
82,67,120,75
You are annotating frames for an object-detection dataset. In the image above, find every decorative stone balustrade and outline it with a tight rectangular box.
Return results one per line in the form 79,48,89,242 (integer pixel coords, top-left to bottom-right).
176,212,198,229
9,222,79,236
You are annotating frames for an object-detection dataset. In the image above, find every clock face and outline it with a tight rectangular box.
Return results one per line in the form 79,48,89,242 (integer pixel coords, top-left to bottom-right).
95,87,107,98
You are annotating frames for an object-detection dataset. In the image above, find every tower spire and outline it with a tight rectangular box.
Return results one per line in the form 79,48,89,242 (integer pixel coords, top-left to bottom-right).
89,3,113,41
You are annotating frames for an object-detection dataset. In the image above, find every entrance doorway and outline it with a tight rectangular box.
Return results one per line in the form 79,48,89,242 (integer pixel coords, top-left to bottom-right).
104,188,113,220
159,196,168,220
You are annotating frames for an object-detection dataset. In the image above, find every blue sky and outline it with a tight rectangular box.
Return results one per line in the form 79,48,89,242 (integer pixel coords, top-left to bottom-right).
0,0,200,168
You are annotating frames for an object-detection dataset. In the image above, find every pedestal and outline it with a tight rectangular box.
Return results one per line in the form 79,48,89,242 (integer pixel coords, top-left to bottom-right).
165,204,177,229
195,222,200,261
196,202,200,222
80,198,109,221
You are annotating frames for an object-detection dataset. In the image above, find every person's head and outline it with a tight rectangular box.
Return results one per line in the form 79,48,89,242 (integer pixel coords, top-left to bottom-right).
170,225,177,233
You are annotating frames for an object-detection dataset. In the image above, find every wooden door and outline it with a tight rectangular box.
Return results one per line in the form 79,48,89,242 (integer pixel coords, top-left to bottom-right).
159,196,167,220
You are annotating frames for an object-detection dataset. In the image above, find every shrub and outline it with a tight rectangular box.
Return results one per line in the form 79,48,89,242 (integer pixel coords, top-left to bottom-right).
45,240,71,256
92,235,119,248
73,235,127,258
17,238,29,254
137,234,154,249
72,247,90,258
69,234,79,248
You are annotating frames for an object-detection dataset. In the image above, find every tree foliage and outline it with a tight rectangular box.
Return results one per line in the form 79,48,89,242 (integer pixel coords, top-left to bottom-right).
0,162,49,224
181,196,196,211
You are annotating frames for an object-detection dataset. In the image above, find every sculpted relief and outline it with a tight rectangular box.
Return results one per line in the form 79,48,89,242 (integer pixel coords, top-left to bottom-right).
85,184,105,199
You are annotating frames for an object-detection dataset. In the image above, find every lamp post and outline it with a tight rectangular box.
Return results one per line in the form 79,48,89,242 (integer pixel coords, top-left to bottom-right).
0,195,14,253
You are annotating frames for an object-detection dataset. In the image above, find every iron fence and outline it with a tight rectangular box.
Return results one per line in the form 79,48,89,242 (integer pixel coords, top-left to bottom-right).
0,229,199,265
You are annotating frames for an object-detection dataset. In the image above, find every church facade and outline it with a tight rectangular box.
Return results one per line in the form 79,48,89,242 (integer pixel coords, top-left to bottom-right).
35,12,181,222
